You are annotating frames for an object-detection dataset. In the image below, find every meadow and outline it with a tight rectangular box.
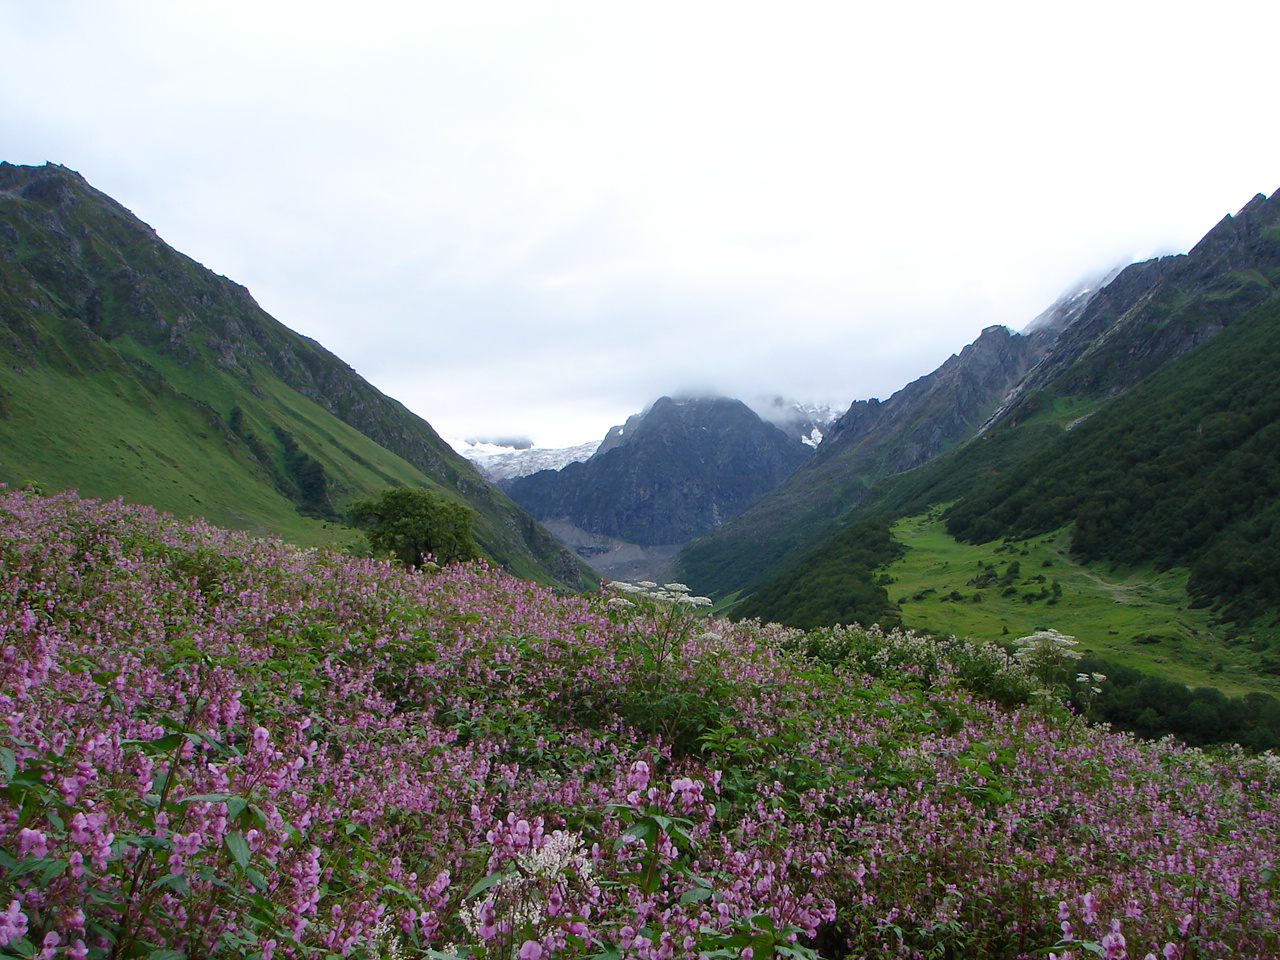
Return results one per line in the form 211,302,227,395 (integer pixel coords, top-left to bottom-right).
884,510,1271,697
2,489,1277,959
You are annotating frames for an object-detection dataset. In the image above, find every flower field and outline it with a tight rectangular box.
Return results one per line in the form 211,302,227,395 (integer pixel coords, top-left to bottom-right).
2,490,1277,959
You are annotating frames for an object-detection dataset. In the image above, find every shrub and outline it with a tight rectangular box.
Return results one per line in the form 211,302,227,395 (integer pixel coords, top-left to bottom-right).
348,486,481,569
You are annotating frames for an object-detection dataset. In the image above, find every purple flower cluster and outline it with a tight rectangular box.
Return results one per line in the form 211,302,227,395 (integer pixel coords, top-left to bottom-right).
1,490,1277,958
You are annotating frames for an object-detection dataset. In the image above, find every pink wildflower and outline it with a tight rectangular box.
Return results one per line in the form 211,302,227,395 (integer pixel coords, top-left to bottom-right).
0,901,28,947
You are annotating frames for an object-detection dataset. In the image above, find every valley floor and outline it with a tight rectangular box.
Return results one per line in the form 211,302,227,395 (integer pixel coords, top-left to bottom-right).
886,510,1276,697
540,519,683,583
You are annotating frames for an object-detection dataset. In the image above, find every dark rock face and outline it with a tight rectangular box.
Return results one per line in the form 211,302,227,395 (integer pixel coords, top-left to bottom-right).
506,396,812,546
816,324,1048,476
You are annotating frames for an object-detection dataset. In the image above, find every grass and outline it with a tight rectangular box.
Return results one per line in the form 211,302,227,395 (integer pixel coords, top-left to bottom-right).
0,362,361,550
885,507,1276,697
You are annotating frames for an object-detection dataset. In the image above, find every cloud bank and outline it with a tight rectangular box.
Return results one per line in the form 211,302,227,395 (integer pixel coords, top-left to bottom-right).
2,1,1276,445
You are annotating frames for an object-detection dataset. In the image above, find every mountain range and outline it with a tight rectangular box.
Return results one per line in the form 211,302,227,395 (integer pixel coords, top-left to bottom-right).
504,395,817,547
689,188,1280,652
7,160,1280,688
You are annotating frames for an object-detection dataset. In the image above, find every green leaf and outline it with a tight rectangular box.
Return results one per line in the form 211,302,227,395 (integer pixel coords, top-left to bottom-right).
0,746,15,783
145,733,186,753
116,833,171,852
225,832,250,870
678,886,714,904
39,857,68,884
245,867,269,891
151,873,190,896
466,871,508,899
4,935,36,958
620,820,656,848
146,950,187,960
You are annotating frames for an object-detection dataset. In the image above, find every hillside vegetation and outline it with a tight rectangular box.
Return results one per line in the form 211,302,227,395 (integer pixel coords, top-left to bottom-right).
0,162,587,588
945,294,1280,634
730,276,1280,701
685,192,1280,672
2,489,1278,959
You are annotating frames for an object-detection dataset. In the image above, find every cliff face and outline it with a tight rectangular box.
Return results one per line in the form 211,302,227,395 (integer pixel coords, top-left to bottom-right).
816,324,1050,475
506,396,812,546
0,162,589,588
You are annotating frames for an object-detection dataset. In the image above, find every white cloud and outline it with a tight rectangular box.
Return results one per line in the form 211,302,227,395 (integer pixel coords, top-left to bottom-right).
2,0,1276,446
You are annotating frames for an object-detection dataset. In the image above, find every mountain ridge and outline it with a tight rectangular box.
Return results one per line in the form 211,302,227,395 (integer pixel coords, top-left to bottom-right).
720,188,1280,655
506,395,812,547
677,322,1052,597
0,161,589,588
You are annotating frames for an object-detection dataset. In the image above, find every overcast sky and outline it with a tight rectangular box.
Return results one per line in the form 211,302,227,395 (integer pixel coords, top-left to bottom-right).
2,1,1277,447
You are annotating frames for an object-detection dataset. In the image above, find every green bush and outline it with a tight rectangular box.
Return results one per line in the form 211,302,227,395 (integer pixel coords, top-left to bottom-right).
348,486,482,569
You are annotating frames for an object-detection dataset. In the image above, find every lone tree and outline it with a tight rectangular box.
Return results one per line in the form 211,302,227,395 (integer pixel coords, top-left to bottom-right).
348,487,482,569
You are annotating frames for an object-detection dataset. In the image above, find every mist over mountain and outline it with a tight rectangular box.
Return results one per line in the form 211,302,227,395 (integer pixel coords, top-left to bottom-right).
696,187,1280,653
678,322,1056,598
982,191,1280,433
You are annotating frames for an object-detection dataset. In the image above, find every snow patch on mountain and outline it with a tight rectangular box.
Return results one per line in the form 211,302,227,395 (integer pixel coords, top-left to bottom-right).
749,396,845,446
452,438,601,481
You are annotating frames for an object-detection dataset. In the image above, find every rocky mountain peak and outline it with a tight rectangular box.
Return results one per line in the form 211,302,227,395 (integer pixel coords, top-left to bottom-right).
505,394,813,547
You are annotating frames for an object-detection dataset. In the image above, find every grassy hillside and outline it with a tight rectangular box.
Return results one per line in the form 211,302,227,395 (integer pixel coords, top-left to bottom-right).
684,192,1280,616
885,510,1273,697
0,162,589,587
2,490,1277,958
731,279,1280,700
945,293,1280,632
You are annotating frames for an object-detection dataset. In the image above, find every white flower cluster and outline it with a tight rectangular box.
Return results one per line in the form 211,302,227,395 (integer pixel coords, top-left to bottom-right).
1012,629,1083,666
518,829,594,882
795,623,1027,677
366,916,408,960
607,580,713,607
460,831,594,953
1076,671,1107,695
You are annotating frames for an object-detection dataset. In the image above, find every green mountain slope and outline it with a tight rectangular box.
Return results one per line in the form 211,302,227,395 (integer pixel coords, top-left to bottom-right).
723,190,1280,693
0,162,589,588
946,292,1280,627
733,284,1280,677
683,190,1280,607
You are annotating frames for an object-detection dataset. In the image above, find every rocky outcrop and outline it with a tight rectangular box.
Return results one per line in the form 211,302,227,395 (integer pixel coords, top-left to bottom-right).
816,324,1047,475
506,396,812,546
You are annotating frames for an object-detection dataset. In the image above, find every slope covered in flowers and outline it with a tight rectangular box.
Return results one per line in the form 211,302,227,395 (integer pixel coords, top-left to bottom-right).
1,490,1277,959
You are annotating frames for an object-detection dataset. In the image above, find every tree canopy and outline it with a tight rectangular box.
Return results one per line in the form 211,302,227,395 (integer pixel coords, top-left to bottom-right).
348,487,482,569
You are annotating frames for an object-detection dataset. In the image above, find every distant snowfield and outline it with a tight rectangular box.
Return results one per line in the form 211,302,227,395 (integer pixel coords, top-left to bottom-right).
451,438,602,481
